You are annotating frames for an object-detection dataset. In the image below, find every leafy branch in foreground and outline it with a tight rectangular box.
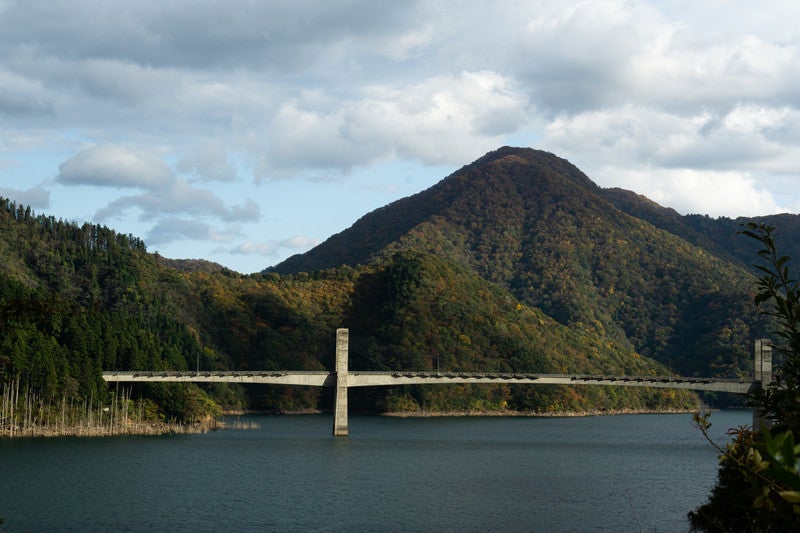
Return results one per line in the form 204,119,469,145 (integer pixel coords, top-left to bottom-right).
693,413,800,517
740,223,800,432
690,224,800,532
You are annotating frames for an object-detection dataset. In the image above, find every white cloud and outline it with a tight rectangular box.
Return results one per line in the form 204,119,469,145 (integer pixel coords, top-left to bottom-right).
721,105,792,136
60,60,180,106
53,143,261,251
229,235,322,257
282,235,322,249
260,70,529,178
0,184,50,209
57,145,174,189
629,35,800,113
0,67,53,117
606,166,784,217
514,0,663,114
378,26,434,61
542,102,800,215
0,1,424,71
230,242,275,256
177,144,239,183
512,1,800,116
146,217,238,245
94,179,260,223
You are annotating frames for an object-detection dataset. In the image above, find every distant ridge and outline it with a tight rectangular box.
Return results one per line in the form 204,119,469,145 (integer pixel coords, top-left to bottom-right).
156,255,227,274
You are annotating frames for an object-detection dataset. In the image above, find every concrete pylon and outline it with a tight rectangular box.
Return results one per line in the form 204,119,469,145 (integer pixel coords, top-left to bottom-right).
752,338,774,431
333,328,349,436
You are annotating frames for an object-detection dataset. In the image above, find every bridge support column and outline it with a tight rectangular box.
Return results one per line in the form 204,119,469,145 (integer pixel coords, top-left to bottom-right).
753,338,774,431
333,328,349,436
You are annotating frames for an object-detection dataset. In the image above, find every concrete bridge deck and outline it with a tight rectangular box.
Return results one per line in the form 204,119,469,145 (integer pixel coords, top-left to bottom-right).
101,370,753,393
103,370,334,387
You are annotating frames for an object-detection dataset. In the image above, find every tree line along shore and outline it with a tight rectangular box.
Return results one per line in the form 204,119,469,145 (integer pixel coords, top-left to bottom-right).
0,378,218,438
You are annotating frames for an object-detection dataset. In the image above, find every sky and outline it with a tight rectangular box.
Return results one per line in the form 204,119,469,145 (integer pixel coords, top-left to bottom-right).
2,1,800,273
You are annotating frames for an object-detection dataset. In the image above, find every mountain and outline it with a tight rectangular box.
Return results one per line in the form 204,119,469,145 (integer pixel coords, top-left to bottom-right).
272,147,603,274
271,147,774,376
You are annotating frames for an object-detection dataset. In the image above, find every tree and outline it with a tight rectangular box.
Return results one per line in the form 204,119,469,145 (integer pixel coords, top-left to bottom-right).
689,223,800,531
743,224,800,432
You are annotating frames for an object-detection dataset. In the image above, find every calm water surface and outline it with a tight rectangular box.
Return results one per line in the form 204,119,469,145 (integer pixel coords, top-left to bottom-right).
0,411,750,532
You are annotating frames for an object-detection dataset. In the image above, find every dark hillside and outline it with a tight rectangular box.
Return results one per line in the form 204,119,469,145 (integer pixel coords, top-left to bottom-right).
602,188,800,274
342,251,693,413
601,187,740,264
683,213,800,272
0,197,224,420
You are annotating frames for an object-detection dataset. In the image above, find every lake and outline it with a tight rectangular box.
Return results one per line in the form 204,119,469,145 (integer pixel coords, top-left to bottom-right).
0,410,750,532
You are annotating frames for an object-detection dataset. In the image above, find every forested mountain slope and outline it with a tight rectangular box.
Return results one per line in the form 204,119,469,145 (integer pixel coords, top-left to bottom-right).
272,147,773,376
0,192,695,419
4,146,795,421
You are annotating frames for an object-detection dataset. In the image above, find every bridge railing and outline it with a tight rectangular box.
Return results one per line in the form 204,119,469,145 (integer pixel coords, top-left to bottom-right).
102,370,331,376
349,370,750,383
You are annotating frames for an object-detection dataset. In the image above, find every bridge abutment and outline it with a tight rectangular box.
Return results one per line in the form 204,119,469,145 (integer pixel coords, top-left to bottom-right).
333,328,349,436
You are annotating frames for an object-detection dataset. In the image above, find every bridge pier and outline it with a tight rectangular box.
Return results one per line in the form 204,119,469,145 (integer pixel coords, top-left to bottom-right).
752,338,774,431
333,328,349,436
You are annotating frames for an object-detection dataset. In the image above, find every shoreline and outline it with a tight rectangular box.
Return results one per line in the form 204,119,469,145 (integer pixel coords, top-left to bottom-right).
0,419,221,439
2,407,710,439
379,407,701,418
225,406,704,418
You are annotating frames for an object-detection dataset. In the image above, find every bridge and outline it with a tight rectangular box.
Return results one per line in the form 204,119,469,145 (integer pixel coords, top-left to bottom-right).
102,329,773,436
